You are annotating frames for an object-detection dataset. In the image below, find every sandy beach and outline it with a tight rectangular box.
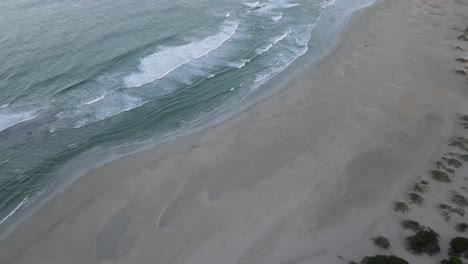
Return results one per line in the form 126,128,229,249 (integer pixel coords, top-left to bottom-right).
2,0,468,262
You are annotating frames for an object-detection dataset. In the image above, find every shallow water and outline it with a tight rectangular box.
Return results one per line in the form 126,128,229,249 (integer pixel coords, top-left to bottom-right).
0,0,373,230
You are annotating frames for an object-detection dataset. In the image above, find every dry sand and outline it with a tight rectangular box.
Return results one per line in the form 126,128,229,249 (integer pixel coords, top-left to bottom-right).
2,0,468,263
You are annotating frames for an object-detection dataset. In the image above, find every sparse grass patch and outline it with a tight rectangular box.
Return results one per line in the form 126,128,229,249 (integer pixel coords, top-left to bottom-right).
401,220,422,232
456,223,468,233
452,192,468,207
439,204,465,221
405,227,440,256
421,180,429,185
443,157,463,168
394,202,409,214
372,236,391,249
413,182,428,193
436,161,455,173
458,34,468,41
431,170,451,182
409,192,423,205
449,137,468,152
360,255,409,264
449,237,468,259
449,152,468,162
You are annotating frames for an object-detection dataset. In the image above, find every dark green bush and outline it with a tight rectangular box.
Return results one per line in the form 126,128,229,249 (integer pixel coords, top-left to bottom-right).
401,220,421,232
405,227,440,255
394,202,409,214
456,223,468,233
372,236,391,249
431,170,451,182
449,237,468,259
441,257,463,264
409,192,423,205
361,255,409,264
452,192,468,207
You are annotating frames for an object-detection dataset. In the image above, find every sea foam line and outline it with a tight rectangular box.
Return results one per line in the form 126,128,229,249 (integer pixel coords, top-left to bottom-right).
0,197,29,226
124,21,239,88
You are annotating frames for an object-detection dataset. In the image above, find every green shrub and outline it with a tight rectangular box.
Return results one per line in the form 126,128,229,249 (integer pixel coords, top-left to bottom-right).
372,236,391,249
443,157,463,168
413,182,428,193
456,223,468,233
436,161,455,173
405,227,440,255
439,204,465,217
360,255,409,264
394,202,409,214
449,137,468,152
452,192,468,207
409,192,423,205
401,220,421,232
431,170,451,182
449,237,468,259
441,257,463,264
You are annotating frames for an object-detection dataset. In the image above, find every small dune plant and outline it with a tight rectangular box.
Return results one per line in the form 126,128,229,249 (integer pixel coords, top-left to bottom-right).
360,255,409,264
449,237,468,259
449,137,468,152
405,227,440,256
452,192,468,207
409,192,423,206
401,220,422,232
439,204,465,221
431,170,451,183
441,256,463,264
394,202,409,214
456,223,468,233
372,236,391,250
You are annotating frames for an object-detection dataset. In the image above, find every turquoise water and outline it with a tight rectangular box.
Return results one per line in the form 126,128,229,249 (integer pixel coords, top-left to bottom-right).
0,0,373,230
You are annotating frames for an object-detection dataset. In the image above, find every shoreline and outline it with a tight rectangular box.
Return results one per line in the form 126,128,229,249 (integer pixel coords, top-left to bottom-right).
0,0,379,240
2,0,468,262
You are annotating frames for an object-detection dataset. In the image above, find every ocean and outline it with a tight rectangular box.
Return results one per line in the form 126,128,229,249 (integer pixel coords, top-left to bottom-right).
0,0,374,233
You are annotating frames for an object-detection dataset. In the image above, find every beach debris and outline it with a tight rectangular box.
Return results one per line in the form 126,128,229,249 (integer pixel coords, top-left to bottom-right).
455,223,468,233
456,58,468,64
405,227,440,256
441,256,463,264
452,192,468,207
394,202,410,213
409,192,423,205
455,46,465,51
431,170,451,182
449,137,468,152
372,236,391,249
449,237,468,259
402,220,422,232
360,255,409,264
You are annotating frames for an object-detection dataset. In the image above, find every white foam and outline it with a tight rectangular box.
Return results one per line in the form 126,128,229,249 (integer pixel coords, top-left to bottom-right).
0,196,29,226
229,58,251,69
72,93,144,129
272,13,283,21
124,21,239,88
0,111,38,132
243,1,260,7
225,12,231,17
320,0,336,8
79,95,105,106
255,29,291,55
